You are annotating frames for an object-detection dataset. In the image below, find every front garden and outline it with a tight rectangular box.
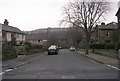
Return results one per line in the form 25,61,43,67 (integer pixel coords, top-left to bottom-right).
2,41,46,61
78,41,120,59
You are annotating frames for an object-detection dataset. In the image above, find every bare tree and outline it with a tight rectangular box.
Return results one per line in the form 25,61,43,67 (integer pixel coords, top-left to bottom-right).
61,0,109,54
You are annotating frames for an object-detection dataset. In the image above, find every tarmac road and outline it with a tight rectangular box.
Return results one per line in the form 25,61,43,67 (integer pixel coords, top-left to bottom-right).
2,49,118,79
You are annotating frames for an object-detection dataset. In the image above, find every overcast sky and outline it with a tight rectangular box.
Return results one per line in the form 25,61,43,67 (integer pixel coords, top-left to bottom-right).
0,0,119,31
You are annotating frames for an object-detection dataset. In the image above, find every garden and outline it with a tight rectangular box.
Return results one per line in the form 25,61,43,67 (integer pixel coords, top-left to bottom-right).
2,41,46,60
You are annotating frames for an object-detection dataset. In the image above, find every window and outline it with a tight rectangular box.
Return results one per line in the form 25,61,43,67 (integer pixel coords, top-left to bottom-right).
38,40,40,42
16,34,19,37
106,32,110,37
2,31,6,37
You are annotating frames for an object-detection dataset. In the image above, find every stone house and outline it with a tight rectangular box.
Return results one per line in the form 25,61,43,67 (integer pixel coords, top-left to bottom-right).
1,20,25,44
91,22,118,44
116,7,120,43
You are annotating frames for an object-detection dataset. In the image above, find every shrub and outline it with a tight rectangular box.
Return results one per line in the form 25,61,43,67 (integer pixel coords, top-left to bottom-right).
15,46,27,55
23,41,32,52
23,41,32,47
90,44,105,49
2,44,17,60
22,41,47,54
90,44,116,49
31,44,42,49
105,44,115,49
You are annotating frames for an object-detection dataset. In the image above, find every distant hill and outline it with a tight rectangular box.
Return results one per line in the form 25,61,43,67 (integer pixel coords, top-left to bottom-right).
24,27,86,47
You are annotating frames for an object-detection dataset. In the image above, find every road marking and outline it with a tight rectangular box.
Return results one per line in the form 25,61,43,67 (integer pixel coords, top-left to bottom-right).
0,53,47,76
5,69,13,72
107,65,120,70
0,72,5,75
1,53,47,74
61,75,76,79
0,68,16,76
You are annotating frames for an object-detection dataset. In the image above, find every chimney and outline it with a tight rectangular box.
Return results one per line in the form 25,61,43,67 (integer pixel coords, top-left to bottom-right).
101,22,105,25
118,1,120,8
4,19,9,26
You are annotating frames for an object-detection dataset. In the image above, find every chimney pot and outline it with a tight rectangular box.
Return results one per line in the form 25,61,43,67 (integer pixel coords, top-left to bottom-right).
101,22,105,25
4,19,9,26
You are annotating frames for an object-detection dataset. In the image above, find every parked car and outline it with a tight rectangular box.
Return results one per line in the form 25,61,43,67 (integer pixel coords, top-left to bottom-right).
48,45,58,55
70,46,76,51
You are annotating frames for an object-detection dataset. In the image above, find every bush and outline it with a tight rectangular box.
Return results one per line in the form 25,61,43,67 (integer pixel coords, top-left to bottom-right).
2,44,17,60
90,44,105,49
90,44,115,49
23,41,32,52
105,44,115,49
31,44,42,49
23,41,32,47
22,41,47,55
15,46,27,55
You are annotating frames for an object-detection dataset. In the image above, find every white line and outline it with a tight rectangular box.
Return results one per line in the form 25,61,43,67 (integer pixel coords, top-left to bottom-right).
0,72,5,75
5,69,13,72
0,68,14,76
61,76,76,79
107,65,111,67
107,65,120,70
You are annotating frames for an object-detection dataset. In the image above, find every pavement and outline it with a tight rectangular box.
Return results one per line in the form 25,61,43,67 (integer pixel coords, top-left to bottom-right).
2,52,47,71
78,50,119,69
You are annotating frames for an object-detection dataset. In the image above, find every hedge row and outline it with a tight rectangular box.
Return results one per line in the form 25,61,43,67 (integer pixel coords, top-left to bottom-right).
2,41,46,60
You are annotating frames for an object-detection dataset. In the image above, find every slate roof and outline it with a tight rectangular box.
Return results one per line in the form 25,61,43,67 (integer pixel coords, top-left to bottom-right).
99,22,118,30
2,24,25,34
116,8,120,17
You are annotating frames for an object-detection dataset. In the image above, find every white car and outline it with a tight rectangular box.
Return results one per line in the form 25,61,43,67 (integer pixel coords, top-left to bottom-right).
70,47,76,51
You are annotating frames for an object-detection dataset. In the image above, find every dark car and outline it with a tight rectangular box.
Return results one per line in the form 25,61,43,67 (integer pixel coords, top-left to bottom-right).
48,45,58,55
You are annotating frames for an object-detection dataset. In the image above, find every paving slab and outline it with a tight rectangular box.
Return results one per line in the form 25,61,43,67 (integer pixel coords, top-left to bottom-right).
78,51,119,68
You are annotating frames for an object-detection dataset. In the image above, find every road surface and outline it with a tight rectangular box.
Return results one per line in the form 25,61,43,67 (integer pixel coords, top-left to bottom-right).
2,49,118,79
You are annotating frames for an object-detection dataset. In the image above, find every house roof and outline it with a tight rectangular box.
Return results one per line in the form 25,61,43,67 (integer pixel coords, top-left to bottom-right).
116,8,120,17
2,24,25,34
99,22,118,30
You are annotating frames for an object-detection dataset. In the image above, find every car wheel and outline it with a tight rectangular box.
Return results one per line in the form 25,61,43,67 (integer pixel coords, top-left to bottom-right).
56,52,58,55
48,52,50,55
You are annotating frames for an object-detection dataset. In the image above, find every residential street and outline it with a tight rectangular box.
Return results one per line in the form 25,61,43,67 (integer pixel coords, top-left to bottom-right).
2,49,118,79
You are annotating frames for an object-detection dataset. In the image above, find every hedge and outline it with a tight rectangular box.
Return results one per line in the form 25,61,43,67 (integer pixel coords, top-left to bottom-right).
90,44,117,49
31,44,43,49
2,44,17,60
90,44,105,49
